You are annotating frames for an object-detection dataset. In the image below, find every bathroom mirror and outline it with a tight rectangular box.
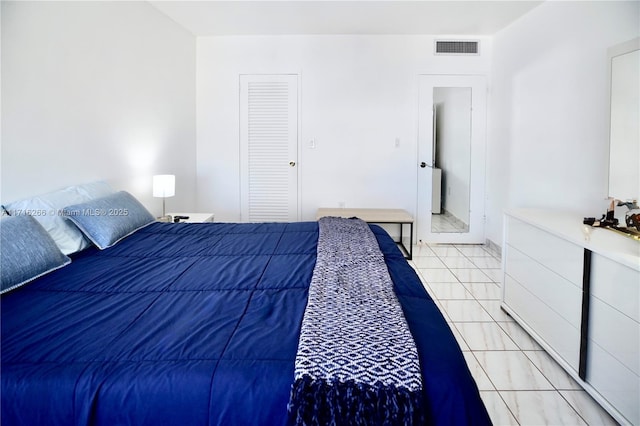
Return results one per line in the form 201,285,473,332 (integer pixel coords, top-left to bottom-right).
608,38,639,203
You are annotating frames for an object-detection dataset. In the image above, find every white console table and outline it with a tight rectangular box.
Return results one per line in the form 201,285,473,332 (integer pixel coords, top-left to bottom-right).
501,209,639,425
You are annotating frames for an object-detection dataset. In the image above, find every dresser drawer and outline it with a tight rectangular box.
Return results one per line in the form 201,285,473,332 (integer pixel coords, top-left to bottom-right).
591,253,639,322
506,216,583,285
587,340,640,425
503,275,580,372
505,245,582,328
590,295,640,376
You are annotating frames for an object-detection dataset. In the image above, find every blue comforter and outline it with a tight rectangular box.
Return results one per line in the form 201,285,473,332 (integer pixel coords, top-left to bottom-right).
1,222,491,425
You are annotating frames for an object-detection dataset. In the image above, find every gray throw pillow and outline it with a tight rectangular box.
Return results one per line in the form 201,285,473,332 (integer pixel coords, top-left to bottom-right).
63,191,154,249
1,215,71,294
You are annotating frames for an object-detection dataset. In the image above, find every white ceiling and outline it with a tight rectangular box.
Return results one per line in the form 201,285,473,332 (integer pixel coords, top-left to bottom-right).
149,1,543,36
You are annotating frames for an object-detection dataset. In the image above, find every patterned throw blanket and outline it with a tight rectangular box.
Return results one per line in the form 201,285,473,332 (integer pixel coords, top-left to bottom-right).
288,217,424,425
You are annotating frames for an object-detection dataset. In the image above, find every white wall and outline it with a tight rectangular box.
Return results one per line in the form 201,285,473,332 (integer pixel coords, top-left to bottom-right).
197,35,491,222
486,1,640,245
4,1,636,243
1,1,196,216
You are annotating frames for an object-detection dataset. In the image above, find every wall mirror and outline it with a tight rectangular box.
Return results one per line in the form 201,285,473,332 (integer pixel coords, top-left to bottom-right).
417,75,487,244
608,38,639,203
431,87,472,233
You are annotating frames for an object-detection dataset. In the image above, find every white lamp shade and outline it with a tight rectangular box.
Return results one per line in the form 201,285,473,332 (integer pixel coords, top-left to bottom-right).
153,175,175,198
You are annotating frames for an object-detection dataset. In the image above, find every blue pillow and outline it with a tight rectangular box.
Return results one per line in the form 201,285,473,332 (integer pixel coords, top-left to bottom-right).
1,215,71,294
63,191,154,249
5,186,91,254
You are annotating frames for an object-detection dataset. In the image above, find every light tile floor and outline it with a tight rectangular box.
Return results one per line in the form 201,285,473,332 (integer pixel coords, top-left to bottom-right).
431,212,469,233
408,242,619,426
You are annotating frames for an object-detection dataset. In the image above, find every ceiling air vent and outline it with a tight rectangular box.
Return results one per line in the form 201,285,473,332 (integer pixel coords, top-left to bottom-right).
435,40,479,55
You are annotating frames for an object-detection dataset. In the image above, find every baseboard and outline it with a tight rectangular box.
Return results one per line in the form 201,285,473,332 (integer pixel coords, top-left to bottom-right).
484,238,502,259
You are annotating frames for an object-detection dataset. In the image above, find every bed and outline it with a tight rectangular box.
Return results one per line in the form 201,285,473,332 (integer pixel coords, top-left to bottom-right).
1,190,491,425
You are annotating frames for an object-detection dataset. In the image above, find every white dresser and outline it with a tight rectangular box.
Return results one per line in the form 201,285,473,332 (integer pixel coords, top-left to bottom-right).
502,209,640,425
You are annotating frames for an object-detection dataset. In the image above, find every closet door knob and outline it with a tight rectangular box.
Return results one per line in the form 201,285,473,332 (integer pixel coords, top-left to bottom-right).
289,161,296,167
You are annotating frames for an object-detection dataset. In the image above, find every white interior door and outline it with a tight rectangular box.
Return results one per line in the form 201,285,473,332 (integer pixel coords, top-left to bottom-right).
416,75,487,244
240,74,299,222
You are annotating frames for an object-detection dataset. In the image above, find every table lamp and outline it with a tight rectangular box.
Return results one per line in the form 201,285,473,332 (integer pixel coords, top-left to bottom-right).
153,174,175,219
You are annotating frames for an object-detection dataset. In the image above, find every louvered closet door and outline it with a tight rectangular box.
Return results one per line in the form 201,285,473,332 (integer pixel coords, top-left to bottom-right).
240,75,299,222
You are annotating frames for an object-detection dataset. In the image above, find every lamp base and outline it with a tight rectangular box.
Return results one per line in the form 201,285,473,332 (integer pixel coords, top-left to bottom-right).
156,215,172,223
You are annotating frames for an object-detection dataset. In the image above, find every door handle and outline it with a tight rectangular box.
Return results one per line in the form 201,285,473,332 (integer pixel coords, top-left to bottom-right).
420,162,433,169
289,161,296,167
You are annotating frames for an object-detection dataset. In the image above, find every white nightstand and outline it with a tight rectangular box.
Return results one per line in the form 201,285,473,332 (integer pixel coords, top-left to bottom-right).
166,212,215,223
